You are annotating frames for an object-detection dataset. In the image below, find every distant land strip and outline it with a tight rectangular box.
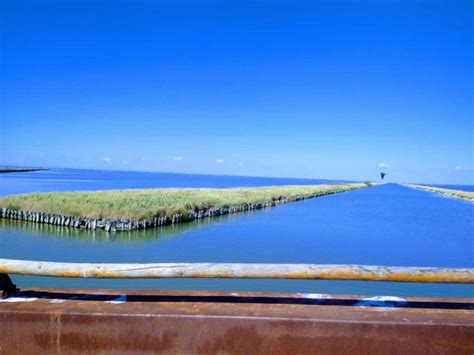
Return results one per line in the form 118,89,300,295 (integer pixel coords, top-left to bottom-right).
0,167,47,174
0,183,371,232
408,184,474,202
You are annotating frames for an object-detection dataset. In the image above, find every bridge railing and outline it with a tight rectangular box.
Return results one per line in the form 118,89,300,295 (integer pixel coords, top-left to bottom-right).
1,258,473,288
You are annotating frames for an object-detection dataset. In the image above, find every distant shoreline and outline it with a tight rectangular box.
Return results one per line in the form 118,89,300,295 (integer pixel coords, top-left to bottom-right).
0,167,48,174
407,184,474,202
0,183,371,232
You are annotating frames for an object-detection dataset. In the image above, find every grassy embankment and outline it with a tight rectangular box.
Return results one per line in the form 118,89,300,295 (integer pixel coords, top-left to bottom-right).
408,184,474,202
0,167,46,173
0,183,368,221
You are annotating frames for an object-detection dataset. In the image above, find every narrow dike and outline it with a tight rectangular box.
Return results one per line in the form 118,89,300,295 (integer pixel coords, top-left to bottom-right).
0,186,367,232
407,184,474,202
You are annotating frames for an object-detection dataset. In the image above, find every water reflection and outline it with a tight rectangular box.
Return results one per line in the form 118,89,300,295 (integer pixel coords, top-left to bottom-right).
0,212,248,244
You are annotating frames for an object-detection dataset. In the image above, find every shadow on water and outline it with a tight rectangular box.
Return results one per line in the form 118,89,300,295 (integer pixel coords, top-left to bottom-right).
12,290,474,310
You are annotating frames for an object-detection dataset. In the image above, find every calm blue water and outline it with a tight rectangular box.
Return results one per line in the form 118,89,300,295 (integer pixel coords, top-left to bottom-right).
0,169,472,297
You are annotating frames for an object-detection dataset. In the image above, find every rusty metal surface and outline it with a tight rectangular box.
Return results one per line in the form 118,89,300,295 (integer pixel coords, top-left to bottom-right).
1,288,473,354
1,258,474,283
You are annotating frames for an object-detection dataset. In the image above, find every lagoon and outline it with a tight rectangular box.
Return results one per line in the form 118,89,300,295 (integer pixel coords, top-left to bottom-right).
0,169,472,297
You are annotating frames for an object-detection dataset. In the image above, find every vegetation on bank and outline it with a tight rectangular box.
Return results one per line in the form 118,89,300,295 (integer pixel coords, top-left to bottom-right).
0,183,368,220
0,167,46,173
409,184,474,202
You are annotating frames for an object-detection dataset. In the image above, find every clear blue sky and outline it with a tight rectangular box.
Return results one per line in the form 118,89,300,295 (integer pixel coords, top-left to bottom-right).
1,0,472,184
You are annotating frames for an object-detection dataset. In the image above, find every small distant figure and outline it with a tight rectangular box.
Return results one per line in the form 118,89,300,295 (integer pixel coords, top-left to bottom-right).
380,172,386,180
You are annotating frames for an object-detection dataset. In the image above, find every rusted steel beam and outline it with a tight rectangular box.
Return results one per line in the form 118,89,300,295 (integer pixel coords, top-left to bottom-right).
0,289,473,354
0,258,473,283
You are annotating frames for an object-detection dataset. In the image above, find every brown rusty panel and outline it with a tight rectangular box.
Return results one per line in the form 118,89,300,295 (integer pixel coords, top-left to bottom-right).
0,289,473,354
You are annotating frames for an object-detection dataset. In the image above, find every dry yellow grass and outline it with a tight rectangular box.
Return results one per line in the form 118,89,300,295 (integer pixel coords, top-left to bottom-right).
408,184,474,202
0,183,368,220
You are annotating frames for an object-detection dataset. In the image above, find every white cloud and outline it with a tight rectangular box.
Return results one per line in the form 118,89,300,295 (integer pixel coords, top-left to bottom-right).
455,166,473,171
172,156,183,161
121,160,128,165
238,162,244,166
216,159,225,164
103,157,112,163
378,162,391,168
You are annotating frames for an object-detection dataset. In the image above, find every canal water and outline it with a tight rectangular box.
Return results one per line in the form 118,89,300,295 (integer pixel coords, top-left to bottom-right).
0,169,472,297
